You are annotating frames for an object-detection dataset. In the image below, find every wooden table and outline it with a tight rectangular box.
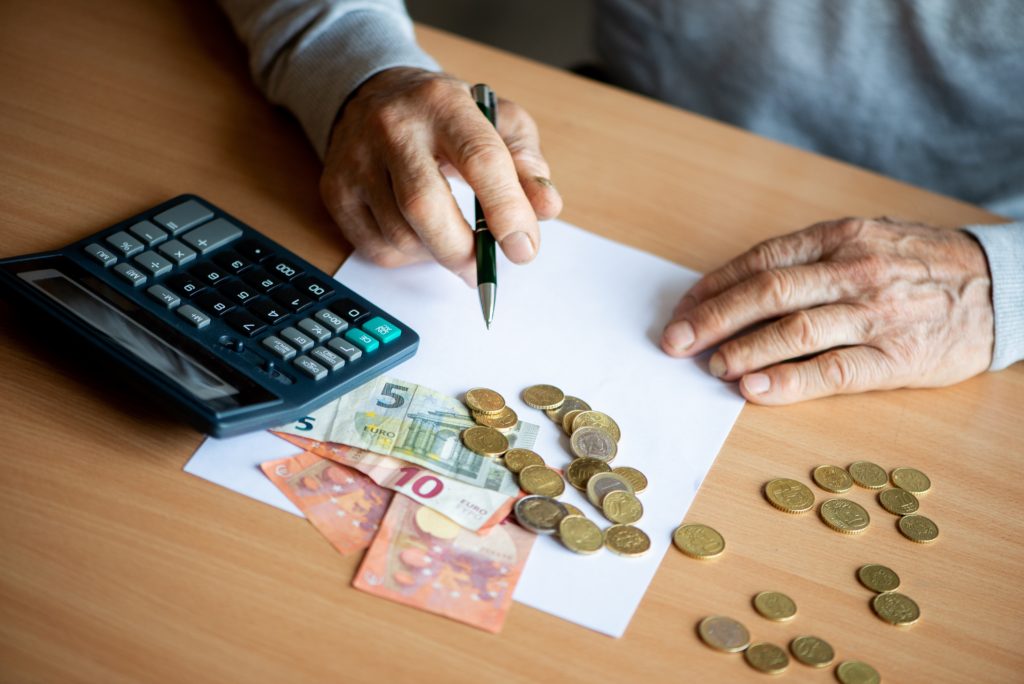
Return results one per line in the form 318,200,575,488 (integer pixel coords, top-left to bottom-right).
2,1,1021,682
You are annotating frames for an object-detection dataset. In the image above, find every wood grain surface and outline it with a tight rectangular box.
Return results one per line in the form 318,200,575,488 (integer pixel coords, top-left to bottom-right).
1,1,1021,682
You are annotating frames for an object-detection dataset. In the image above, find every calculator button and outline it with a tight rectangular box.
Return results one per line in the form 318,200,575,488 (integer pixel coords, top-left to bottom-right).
194,290,235,317
344,328,379,353
190,262,228,285
280,326,314,352
85,243,117,268
297,318,331,342
165,272,207,298
158,239,197,266
146,284,180,309
129,220,168,246
134,250,173,277
106,231,145,257
313,309,348,334
294,275,334,301
271,284,313,313
266,257,303,281
154,199,213,235
293,355,328,380
219,278,258,305
214,250,251,274
177,304,211,328
114,263,147,287
181,218,243,254
361,316,401,344
236,239,272,263
225,309,267,337
241,267,281,293
261,335,296,360
327,337,362,362
248,298,289,325
309,346,345,371
331,298,370,324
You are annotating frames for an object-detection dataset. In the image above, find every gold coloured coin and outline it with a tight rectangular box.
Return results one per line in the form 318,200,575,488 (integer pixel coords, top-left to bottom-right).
572,411,622,442
789,635,834,668
673,523,725,559
461,425,509,457
587,472,634,507
464,387,505,415
744,642,789,675
602,490,644,524
898,514,939,543
566,457,611,490
836,660,881,684
522,384,565,410
848,461,888,489
612,466,648,493
472,406,518,431
891,467,931,494
414,506,461,540
570,425,618,462
513,495,568,535
562,409,584,435
753,591,797,621
504,448,545,473
820,498,870,534
764,478,815,513
812,465,853,493
558,515,604,554
857,563,900,593
604,524,650,557
697,616,750,653
878,488,919,516
872,591,920,626
518,464,566,497
545,395,591,424
562,502,585,517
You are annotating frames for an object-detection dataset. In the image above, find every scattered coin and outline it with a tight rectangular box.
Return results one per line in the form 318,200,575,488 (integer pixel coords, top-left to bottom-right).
872,591,920,626
612,466,648,493
848,461,888,489
836,660,881,684
472,406,518,430
602,490,644,524
558,515,604,554
878,488,919,516
586,472,634,507
891,467,931,494
898,514,939,543
545,395,591,424
820,498,871,534
570,425,618,461
562,409,584,435
504,448,545,474
464,387,505,415
461,425,509,457
698,616,751,653
566,457,611,491
744,642,789,674
518,464,566,497
764,478,815,513
673,523,725,559
753,591,797,621
522,384,566,410
572,410,622,442
604,524,650,557
812,464,853,493
789,635,834,668
514,495,569,535
562,502,585,517
857,563,900,592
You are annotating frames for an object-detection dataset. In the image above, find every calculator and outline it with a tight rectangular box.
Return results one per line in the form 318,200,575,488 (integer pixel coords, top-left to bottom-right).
0,195,419,436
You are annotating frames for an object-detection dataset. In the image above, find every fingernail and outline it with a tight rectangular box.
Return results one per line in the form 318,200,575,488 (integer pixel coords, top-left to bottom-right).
534,176,557,190
501,231,535,263
663,320,695,352
743,373,771,395
709,353,727,378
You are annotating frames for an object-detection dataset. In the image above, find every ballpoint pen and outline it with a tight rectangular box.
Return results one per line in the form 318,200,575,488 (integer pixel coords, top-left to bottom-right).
471,83,498,329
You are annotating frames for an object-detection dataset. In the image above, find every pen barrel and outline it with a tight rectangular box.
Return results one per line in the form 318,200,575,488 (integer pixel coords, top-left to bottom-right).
474,209,497,285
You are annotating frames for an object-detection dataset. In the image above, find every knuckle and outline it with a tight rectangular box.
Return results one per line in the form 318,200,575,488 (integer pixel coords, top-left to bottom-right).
758,269,794,308
457,136,508,174
397,188,443,227
820,351,855,391
363,246,410,269
785,310,818,349
749,241,778,271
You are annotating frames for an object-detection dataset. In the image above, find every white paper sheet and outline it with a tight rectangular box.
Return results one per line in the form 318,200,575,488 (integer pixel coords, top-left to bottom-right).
185,181,745,637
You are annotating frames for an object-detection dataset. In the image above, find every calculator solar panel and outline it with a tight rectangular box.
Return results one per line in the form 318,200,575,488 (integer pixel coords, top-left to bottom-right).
0,195,419,436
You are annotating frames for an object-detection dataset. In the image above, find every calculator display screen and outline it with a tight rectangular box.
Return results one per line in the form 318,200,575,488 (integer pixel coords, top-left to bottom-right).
20,268,245,407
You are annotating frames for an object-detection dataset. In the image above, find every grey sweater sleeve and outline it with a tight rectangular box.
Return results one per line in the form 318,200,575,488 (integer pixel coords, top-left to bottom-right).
963,223,1024,370
218,0,440,158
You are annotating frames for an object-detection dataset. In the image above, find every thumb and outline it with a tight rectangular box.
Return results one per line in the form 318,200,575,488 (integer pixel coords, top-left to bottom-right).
739,347,896,404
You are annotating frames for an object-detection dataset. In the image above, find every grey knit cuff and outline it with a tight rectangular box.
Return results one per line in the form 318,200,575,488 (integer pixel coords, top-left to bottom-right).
963,222,1024,371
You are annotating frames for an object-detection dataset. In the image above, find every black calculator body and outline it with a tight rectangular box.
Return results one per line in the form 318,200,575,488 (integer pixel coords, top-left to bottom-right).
0,195,418,437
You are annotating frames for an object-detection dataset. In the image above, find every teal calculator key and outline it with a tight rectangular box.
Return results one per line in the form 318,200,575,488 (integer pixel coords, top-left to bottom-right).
344,328,380,353
361,316,401,343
